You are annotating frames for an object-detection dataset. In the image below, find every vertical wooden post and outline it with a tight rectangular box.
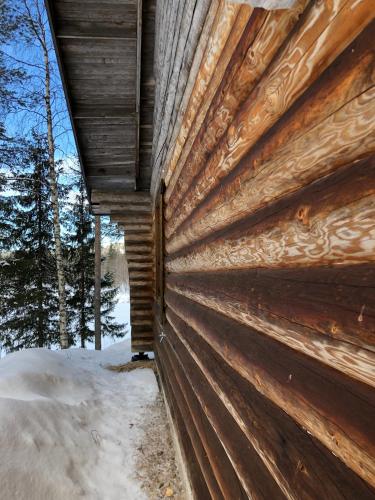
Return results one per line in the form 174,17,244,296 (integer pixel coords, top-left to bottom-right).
94,215,101,350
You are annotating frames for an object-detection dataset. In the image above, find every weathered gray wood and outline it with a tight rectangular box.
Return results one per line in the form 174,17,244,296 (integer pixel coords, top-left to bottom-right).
46,0,155,197
91,190,150,204
151,0,218,199
152,0,213,174
153,0,185,152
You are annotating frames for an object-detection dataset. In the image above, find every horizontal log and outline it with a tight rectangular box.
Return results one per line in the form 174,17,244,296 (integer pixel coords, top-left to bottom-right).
125,244,152,254
131,299,153,306
163,4,254,203
167,263,375,352
131,319,153,326
128,270,153,278
166,309,375,499
166,23,375,249
126,254,153,263
131,341,153,353
130,283,153,294
125,233,152,242
166,155,375,272
94,204,151,214
127,261,153,269
124,226,152,234
131,324,153,333
119,224,152,233
130,332,154,341
91,190,151,204
155,353,212,499
160,339,249,499
130,300,152,309
129,281,152,288
129,283,153,291
158,343,224,500
165,291,375,486
111,214,152,224
88,180,136,194
163,2,241,187
165,2,306,208
165,0,374,234
130,310,152,319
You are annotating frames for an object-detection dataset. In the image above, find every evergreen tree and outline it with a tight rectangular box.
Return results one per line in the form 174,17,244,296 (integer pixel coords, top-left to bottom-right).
65,175,95,348
0,133,59,351
100,270,125,340
65,175,126,348
0,165,12,251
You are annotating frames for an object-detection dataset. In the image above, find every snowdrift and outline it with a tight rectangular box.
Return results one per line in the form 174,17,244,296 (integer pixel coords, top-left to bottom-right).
0,340,158,500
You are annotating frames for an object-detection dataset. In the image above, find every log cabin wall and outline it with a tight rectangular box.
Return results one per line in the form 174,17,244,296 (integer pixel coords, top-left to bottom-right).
92,191,154,353
152,1,375,498
122,211,154,353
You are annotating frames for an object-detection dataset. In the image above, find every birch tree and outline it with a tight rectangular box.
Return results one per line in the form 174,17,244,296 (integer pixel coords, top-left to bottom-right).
10,0,69,348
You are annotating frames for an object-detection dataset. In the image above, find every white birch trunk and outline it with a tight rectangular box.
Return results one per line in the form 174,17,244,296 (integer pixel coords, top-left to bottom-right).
21,0,69,348
43,42,68,349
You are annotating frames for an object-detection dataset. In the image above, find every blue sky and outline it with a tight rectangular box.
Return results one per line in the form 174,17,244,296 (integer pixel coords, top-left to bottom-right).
2,0,77,165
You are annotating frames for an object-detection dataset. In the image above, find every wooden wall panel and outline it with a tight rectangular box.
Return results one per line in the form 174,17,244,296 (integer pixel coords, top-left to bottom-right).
101,192,154,352
152,2,375,498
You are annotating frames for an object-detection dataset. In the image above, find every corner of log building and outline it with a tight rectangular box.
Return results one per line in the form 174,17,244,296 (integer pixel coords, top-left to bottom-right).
47,0,375,497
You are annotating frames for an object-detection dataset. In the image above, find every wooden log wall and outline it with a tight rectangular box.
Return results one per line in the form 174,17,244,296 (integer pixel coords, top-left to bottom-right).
123,219,154,352
92,191,154,352
152,1,375,498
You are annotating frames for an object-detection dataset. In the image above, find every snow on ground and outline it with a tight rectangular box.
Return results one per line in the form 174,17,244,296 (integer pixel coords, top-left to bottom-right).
0,340,182,499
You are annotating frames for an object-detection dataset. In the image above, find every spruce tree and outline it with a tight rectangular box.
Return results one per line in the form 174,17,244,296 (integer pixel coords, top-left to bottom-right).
100,270,125,340
0,133,59,351
65,176,126,348
65,175,95,348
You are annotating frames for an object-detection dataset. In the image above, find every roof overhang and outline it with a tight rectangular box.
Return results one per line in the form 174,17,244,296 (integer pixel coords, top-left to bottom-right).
45,0,155,202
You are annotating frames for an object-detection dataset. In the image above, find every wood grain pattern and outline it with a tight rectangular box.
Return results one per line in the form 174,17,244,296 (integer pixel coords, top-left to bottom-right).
151,2,375,497
165,2,308,211
166,155,375,273
162,4,254,206
167,265,375,351
165,308,375,500
163,323,285,500
165,291,375,487
151,0,219,199
165,0,374,237
159,340,244,499
166,267,375,388
151,0,213,183
166,25,375,250
155,352,213,499
163,1,241,187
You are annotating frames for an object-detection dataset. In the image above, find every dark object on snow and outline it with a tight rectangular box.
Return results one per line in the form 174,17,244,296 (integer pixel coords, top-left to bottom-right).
131,352,149,362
